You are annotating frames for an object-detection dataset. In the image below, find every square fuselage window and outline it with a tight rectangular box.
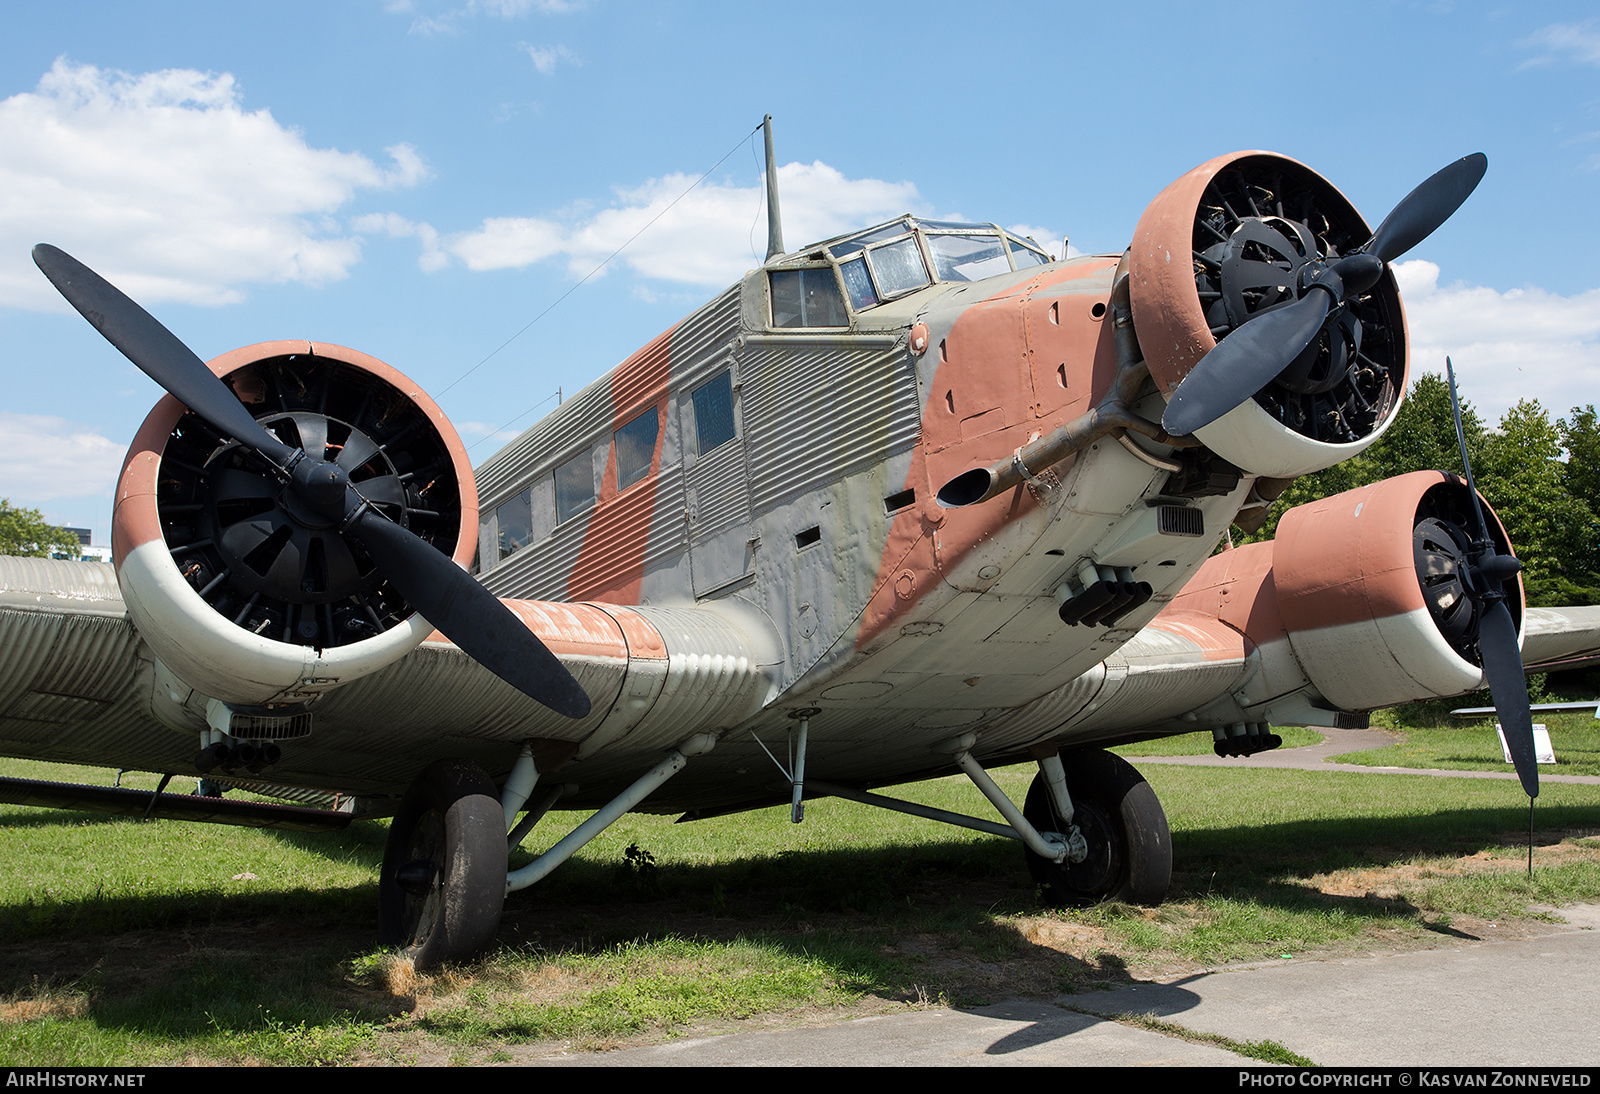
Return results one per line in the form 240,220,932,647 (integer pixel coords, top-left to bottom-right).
615,407,659,490
691,371,736,455
495,489,532,560
555,450,596,524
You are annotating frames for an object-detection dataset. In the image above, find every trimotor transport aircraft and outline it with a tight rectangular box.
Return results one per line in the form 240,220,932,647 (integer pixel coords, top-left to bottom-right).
5,135,1598,968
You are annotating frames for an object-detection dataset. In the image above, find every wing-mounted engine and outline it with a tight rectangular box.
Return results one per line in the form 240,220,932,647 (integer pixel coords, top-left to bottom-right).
1272,470,1520,710
1129,151,1408,477
1170,471,1522,716
113,341,477,707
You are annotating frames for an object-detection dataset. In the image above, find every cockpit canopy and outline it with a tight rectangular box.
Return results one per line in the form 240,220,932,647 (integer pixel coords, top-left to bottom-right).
769,217,1054,329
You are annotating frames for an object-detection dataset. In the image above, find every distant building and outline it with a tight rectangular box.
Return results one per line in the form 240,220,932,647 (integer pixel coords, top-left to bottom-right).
54,527,112,563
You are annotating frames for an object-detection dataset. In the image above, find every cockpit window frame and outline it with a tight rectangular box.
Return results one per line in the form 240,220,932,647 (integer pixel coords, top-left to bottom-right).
768,216,1057,322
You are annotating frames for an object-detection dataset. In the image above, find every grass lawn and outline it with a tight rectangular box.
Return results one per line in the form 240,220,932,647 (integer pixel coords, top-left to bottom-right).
1338,710,1600,777
2,753,1598,1064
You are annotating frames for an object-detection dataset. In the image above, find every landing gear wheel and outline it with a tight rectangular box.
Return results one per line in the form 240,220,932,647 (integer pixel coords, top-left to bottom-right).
379,758,505,970
1023,748,1171,907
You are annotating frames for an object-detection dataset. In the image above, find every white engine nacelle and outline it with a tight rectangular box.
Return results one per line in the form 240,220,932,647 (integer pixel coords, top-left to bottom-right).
113,341,478,709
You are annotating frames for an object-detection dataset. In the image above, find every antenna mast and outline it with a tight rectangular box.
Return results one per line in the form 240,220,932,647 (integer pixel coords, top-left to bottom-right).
763,114,785,261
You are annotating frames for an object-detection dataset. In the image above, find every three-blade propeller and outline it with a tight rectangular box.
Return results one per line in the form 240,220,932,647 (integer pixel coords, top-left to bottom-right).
1162,154,1488,437
1443,357,1537,798
34,243,591,720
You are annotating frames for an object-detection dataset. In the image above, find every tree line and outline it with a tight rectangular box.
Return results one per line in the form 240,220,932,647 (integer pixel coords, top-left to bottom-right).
1240,374,1600,608
0,499,79,559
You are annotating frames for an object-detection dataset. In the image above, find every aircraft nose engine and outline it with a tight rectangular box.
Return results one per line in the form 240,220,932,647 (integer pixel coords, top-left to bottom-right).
1129,151,1484,478
37,245,590,718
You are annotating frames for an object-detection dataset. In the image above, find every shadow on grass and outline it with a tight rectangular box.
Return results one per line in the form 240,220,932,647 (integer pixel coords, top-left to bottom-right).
4,794,1599,1052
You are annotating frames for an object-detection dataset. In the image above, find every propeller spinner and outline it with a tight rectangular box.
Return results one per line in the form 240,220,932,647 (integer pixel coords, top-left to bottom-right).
1162,154,1487,437
33,244,591,720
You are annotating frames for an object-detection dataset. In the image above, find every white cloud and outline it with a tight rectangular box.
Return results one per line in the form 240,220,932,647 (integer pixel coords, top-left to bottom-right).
407,159,926,286
520,43,576,75
353,212,448,272
0,413,123,503
1394,260,1600,421
1518,20,1600,68
0,59,430,310
404,0,581,34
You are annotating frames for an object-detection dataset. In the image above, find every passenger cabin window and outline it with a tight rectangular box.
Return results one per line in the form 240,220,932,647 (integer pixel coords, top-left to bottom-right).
691,371,736,455
614,407,659,489
495,490,532,561
554,450,596,524
770,268,847,328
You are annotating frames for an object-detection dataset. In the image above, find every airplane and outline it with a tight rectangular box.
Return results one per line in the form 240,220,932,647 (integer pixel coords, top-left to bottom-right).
6,131,1600,970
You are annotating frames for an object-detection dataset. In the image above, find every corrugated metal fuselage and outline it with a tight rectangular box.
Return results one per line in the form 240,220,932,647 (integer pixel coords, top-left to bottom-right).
460,253,1256,811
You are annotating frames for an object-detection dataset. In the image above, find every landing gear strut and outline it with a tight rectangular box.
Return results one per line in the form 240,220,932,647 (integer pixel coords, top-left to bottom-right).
379,759,505,970
1022,749,1171,907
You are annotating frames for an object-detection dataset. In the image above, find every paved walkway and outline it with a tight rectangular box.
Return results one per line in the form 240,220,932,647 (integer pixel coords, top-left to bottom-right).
537,904,1600,1066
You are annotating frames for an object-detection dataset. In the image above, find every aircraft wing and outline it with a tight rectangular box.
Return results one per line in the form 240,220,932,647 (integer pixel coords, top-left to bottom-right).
1521,606,1600,671
0,554,779,809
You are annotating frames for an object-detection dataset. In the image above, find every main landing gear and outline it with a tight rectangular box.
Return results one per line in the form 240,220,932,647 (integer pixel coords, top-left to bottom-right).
378,739,1169,968
379,735,717,970
1022,748,1171,907
378,759,506,970
809,741,1171,909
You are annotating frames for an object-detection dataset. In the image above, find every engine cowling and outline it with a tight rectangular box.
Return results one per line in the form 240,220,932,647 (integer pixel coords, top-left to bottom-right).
112,341,477,707
1129,151,1408,478
1165,471,1522,716
1272,471,1520,710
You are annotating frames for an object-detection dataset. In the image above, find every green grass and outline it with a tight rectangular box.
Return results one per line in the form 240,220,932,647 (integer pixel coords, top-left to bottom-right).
1335,711,1600,776
1093,1009,1317,1066
2,755,1598,1063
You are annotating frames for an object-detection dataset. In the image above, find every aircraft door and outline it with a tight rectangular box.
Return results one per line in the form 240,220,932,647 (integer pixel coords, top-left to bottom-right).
683,365,755,597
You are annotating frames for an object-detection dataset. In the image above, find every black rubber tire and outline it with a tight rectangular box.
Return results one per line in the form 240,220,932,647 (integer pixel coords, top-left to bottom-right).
1022,748,1171,907
379,758,506,970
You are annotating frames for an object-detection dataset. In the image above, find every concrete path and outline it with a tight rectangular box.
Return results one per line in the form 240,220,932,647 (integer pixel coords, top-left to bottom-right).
1137,725,1600,785
537,904,1600,1067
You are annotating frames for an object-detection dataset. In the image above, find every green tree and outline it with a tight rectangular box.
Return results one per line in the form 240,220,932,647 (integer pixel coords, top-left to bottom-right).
1236,378,1600,607
0,499,77,559
1240,372,1487,544
1479,400,1599,606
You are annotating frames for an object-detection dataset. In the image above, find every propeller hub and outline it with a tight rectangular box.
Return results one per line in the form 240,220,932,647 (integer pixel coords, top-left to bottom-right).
286,457,351,529
189,405,412,614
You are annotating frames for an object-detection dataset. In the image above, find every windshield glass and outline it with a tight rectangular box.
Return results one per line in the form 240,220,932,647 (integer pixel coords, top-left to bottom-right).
927,233,1011,281
802,217,1054,315
867,237,930,296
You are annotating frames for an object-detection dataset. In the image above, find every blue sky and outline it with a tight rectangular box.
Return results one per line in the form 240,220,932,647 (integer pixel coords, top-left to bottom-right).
4,0,1599,541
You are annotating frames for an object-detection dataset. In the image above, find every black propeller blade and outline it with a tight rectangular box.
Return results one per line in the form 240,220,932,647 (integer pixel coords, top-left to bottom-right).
32,245,299,469
1162,154,1487,437
1444,357,1536,798
1367,154,1489,265
346,509,591,718
34,243,591,720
